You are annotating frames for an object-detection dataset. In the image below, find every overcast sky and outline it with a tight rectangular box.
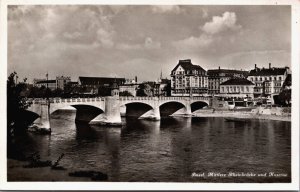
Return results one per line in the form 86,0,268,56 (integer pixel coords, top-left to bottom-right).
8,5,291,83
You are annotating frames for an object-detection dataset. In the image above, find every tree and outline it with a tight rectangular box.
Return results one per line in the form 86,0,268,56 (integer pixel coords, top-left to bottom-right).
136,83,153,96
277,89,291,106
119,91,133,97
7,72,29,139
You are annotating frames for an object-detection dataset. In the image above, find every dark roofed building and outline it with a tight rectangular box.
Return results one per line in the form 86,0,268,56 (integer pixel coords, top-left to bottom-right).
207,67,249,95
171,59,206,75
78,76,125,96
78,77,125,87
170,59,208,96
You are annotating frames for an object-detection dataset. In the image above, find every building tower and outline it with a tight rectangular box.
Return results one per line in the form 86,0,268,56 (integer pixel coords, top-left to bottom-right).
111,79,119,97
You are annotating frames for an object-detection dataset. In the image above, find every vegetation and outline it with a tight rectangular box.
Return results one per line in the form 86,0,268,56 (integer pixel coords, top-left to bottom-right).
119,91,133,97
136,83,153,96
7,72,30,136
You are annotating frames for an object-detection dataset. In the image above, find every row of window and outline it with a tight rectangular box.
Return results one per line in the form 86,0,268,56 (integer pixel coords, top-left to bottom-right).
173,70,206,75
250,76,283,82
221,86,250,93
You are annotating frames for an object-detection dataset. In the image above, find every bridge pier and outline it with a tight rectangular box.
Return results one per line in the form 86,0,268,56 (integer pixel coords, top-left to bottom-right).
90,96,122,126
30,102,51,132
185,98,192,115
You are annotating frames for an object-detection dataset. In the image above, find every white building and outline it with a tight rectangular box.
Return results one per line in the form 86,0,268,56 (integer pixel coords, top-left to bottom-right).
219,78,255,98
247,63,289,99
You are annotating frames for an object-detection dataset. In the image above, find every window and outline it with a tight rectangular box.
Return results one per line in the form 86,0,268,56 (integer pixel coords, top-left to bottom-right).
241,87,244,92
222,87,224,92
274,77,277,81
255,77,258,81
246,87,249,92
279,76,282,81
260,77,262,81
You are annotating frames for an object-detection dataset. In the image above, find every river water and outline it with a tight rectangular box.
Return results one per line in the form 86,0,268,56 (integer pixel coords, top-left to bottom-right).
11,110,291,182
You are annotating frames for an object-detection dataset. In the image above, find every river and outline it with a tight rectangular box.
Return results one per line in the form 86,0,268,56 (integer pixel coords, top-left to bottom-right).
9,110,291,182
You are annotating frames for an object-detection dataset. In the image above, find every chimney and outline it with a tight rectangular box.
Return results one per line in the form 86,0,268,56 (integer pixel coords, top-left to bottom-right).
135,76,137,83
269,63,271,69
255,64,257,69
218,66,220,70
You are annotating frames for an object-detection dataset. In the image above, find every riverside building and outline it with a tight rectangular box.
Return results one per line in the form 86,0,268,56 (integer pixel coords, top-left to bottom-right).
247,63,289,100
170,59,208,96
219,78,255,98
207,67,248,95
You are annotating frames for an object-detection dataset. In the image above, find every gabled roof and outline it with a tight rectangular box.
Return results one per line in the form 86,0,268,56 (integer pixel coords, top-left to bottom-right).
249,67,288,76
220,78,254,86
171,59,206,72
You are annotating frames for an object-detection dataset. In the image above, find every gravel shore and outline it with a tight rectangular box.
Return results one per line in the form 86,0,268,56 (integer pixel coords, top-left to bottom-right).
193,110,291,122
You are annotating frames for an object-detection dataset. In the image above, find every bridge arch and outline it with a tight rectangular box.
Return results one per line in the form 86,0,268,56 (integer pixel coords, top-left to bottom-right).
71,104,104,123
159,101,187,117
124,102,154,118
190,101,209,112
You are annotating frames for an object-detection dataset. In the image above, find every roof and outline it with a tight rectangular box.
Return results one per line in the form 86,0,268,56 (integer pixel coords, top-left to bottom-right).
207,69,249,76
249,67,288,76
36,80,56,84
78,76,125,85
220,78,254,86
171,59,206,73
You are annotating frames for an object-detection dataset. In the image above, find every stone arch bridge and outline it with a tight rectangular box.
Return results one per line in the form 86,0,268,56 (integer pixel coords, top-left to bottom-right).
27,96,210,131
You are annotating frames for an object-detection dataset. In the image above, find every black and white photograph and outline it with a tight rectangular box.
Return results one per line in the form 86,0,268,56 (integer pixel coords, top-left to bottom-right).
1,0,299,190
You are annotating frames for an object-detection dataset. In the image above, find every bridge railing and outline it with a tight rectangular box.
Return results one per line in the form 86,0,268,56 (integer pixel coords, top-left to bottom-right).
29,97,106,104
119,96,209,101
29,96,209,104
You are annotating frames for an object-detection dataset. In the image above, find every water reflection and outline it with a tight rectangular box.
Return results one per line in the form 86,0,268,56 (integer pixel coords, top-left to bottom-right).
10,110,291,182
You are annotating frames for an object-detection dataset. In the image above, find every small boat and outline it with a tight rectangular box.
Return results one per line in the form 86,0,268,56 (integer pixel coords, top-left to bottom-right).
225,117,248,122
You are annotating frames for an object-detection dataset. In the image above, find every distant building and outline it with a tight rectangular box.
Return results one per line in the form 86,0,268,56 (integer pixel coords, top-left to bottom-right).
119,84,138,96
33,78,46,87
78,76,125,96
219,78,255,98
170,59,208,96
207,67,249,95
153,78,171,96
33,75,71,91
247,63,289,99
34,80,57,91
56,76,71,90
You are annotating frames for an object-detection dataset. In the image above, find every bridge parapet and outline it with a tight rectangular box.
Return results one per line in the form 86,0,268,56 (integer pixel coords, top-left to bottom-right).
29,97,105,104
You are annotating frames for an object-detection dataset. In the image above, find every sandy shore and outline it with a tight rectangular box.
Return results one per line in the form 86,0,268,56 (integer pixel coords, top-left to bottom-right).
193,110,291,122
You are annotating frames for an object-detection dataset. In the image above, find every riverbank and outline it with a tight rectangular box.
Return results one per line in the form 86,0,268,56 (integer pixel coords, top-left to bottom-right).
193,109,291,122
7,158,92,181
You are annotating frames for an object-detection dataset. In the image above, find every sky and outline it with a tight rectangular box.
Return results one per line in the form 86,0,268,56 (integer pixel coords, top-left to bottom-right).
8,5,291,83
